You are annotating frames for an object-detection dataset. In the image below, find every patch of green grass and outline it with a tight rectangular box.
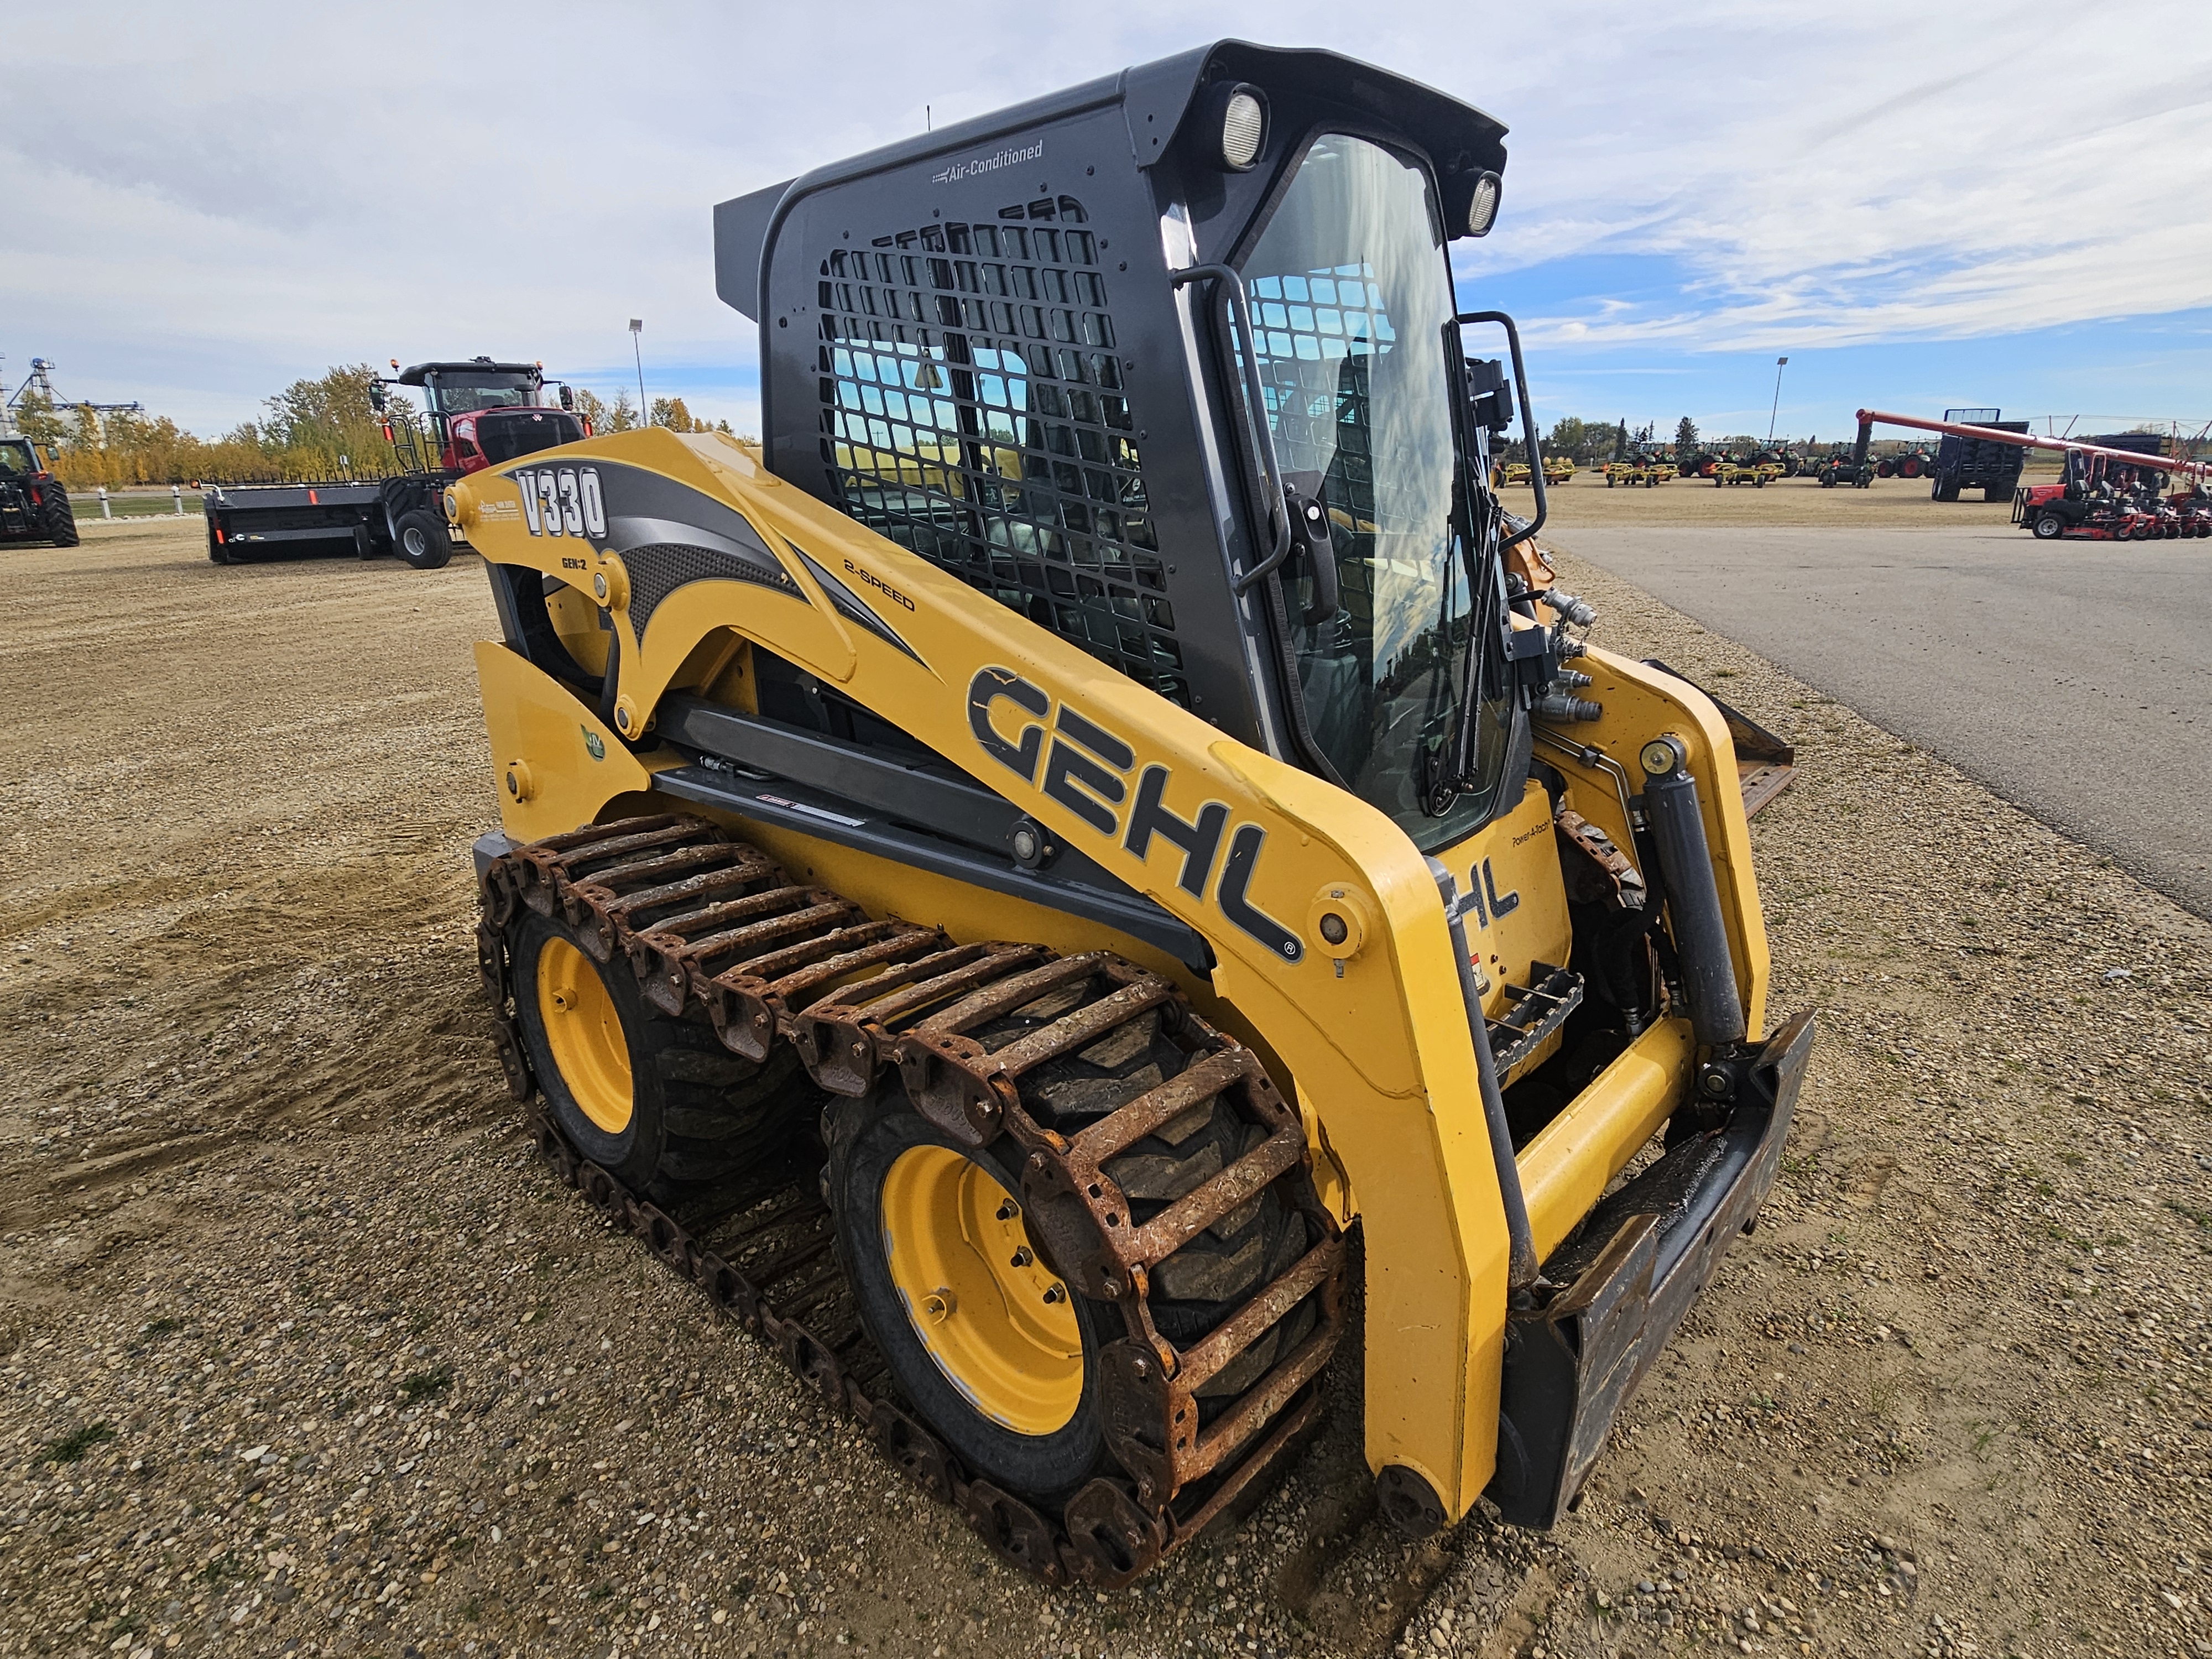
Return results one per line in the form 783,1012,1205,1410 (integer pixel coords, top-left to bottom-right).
2164,1199,2212,1230
41,1422,115,1464
197,1552,247,1585
589,1583,614,1601
398,1365,452,1401
141,1317,184,1338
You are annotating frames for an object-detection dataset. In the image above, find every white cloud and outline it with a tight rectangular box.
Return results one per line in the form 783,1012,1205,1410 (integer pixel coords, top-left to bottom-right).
4,0,2208,427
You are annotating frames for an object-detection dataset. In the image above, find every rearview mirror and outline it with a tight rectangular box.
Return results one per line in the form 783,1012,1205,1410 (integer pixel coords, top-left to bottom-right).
1464,358,1514,434
558,384,575,411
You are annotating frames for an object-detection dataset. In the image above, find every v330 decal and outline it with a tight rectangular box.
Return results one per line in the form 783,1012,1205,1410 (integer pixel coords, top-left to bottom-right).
513,465,606,540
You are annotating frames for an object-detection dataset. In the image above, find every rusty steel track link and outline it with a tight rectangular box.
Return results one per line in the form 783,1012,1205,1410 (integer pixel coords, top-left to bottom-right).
477,813,1347,1587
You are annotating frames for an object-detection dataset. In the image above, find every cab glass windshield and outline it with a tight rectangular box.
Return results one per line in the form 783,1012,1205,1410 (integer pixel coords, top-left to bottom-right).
429,373,538,414
1239,132,1511,849
0,440,36,474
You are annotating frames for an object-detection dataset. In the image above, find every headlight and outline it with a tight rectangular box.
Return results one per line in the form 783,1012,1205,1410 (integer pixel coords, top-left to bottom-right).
1200,82,1268,173
1466,171,1502,237
1222,88,1266,169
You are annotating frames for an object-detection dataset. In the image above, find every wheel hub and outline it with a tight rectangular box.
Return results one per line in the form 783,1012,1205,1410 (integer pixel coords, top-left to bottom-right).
880,1145,1081,1434
536,936,633,1134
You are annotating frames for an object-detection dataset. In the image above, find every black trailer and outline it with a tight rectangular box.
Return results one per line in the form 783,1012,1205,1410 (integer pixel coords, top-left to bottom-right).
203,358,583,570
204,473,458,568
1929,406,2028,502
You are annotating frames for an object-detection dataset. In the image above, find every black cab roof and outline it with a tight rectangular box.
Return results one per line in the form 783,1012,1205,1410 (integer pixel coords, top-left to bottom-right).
394,358,541,385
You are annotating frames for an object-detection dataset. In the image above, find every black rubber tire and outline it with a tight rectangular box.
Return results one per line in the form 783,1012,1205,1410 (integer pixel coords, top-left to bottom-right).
354,521,379,560
504,902,804,1204
1983,485,2008,503
391,507,453,570
825,978,1317,1511
825,1095,1114,1505
1819,472,1835,489
2032,513,2065,540
41,488,79,547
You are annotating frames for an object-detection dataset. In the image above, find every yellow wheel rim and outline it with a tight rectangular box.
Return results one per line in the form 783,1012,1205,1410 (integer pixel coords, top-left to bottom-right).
880,1144,1082,1434
536,936,633,1135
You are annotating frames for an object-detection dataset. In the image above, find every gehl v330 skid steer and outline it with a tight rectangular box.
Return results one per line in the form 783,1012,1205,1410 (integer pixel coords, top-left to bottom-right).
455,40,1814,1587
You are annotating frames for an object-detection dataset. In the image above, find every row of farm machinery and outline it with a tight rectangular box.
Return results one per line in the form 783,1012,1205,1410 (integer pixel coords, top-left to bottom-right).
1569,408,2209,539
1853,410,2212,540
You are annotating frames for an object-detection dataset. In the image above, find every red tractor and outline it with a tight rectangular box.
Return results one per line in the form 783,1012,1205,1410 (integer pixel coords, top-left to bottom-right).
204,357,586,568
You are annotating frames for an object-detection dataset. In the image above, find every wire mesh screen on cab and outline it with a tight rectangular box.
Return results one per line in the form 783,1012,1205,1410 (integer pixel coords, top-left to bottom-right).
815,197,1186,706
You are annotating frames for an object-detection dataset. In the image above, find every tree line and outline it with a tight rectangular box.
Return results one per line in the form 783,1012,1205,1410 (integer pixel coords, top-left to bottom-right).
12,365,739,489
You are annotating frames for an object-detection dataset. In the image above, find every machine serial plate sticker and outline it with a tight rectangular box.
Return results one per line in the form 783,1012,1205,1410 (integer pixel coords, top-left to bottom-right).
756,793,869,829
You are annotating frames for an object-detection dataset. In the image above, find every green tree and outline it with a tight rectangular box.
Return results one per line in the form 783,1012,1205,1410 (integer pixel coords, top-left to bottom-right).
12,389,65,452
571,388,612,434
1547,416,1587,463
1675,416,1700,453
602,390,639,432
650,395,709,432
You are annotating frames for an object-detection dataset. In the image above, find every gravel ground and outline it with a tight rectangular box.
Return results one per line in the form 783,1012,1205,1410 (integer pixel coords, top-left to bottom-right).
1,518,2208,1659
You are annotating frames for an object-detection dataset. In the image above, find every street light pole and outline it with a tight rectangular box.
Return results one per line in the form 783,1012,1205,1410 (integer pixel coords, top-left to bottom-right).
1767,356,1789,445
630,319,647,426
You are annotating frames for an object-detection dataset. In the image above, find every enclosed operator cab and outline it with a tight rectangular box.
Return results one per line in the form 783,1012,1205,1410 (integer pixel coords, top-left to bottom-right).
390,357,584,475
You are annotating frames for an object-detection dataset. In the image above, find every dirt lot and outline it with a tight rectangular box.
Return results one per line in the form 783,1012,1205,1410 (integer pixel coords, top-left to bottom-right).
2,514,2208,1659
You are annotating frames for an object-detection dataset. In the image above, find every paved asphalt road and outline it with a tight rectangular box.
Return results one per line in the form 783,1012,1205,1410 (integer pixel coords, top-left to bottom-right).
1553,523,2212,920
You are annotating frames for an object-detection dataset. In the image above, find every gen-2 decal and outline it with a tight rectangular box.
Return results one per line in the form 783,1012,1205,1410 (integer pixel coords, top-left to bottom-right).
966,667,1302,963
513,465,606,540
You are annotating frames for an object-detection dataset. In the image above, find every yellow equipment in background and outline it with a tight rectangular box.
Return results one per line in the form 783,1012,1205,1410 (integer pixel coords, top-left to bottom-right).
457,40,1812,1588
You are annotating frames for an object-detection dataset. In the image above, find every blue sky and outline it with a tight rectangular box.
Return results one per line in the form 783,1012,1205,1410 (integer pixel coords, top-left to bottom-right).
7,2,2209,446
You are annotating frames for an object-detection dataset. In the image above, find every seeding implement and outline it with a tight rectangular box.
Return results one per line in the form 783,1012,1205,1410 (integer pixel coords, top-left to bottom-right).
1853,409,2212,540
454,41,1812,1585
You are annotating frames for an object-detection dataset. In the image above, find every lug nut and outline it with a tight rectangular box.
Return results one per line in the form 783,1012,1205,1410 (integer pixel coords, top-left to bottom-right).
1009,1246,1034,1268
996,1200,1018,1222
1042,1285,1065,1304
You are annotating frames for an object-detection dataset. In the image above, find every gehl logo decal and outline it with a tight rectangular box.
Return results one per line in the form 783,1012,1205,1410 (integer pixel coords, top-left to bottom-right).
966,667,1302,964
514,466,607,540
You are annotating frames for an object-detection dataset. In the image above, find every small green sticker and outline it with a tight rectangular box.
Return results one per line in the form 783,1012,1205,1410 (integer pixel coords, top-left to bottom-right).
582,726,606,761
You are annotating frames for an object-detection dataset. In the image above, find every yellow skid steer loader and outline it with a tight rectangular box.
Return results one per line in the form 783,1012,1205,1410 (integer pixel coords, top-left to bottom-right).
455,40,1812,1587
